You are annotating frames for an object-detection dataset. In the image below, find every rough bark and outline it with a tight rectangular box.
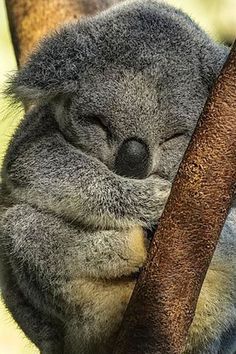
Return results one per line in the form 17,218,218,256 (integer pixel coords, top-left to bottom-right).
113,41,236,354
5,0,121,66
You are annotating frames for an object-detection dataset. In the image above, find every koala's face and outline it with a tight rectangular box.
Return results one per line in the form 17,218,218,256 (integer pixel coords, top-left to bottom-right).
10,1,227,181
56,69,193,181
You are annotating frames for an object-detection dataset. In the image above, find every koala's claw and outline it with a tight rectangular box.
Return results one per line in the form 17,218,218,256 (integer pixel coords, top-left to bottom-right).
144,224,158,242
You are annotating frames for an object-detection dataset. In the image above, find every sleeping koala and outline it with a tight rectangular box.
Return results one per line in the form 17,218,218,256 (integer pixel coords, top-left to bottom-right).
0,0,235,353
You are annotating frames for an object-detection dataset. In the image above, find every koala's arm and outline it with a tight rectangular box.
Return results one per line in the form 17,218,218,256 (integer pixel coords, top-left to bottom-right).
3,111,170,230
2,204,236,354
1,203,148,286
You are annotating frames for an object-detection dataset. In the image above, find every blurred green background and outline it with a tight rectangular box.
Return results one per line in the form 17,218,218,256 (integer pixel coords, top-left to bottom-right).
0,0,235,353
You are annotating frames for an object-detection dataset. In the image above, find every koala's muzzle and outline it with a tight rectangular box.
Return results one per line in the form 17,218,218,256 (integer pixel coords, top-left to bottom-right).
115,138,149,178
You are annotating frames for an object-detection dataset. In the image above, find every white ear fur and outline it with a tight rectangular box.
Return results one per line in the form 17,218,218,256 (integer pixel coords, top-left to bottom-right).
5,80,61,107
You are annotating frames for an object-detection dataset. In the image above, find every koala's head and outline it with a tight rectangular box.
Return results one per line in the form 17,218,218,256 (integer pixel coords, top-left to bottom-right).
8,0,228,181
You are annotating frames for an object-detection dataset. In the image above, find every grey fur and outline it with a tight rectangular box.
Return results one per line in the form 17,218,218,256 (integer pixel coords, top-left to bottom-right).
0,1,234,353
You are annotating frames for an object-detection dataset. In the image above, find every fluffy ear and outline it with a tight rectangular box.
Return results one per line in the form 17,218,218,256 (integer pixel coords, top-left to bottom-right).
5,22,95,105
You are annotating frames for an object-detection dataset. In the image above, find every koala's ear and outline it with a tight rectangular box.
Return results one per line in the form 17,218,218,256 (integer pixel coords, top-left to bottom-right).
6,23,89,105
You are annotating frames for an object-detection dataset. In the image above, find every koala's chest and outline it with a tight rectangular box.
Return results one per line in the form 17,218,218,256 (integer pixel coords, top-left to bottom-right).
60,277,135,351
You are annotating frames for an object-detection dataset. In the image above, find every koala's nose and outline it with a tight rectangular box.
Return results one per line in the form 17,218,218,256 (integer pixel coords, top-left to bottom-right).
115,138,149,179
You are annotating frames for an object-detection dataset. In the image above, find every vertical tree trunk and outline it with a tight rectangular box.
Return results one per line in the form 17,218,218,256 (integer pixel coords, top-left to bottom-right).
114,41,236,354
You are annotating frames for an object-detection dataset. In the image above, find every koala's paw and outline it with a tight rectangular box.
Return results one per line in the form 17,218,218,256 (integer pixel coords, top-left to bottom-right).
132,176,171,228
125,225,148,275
89,226,148,279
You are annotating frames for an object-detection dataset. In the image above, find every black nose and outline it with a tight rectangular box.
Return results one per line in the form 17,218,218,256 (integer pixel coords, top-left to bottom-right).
115,138,149,178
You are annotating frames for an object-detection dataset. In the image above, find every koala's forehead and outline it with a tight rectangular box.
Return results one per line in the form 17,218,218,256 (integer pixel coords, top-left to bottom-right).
73,70,159,113
70,69,191,140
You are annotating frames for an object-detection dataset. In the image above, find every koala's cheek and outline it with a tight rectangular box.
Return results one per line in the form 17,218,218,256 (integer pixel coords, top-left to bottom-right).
127,226,148,265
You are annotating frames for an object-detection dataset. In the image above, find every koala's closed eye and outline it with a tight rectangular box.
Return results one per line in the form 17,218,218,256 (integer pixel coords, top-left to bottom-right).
160,131,188,146
86,114,112,140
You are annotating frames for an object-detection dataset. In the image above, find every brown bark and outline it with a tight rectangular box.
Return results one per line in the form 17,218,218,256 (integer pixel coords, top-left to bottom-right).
113,41,236,354
5,0,121,67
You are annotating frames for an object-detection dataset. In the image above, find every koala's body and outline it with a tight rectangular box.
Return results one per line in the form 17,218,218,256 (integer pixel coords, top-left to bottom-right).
0,1,235,353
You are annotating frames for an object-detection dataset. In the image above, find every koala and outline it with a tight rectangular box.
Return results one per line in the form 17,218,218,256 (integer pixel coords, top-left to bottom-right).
0,0,234,353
